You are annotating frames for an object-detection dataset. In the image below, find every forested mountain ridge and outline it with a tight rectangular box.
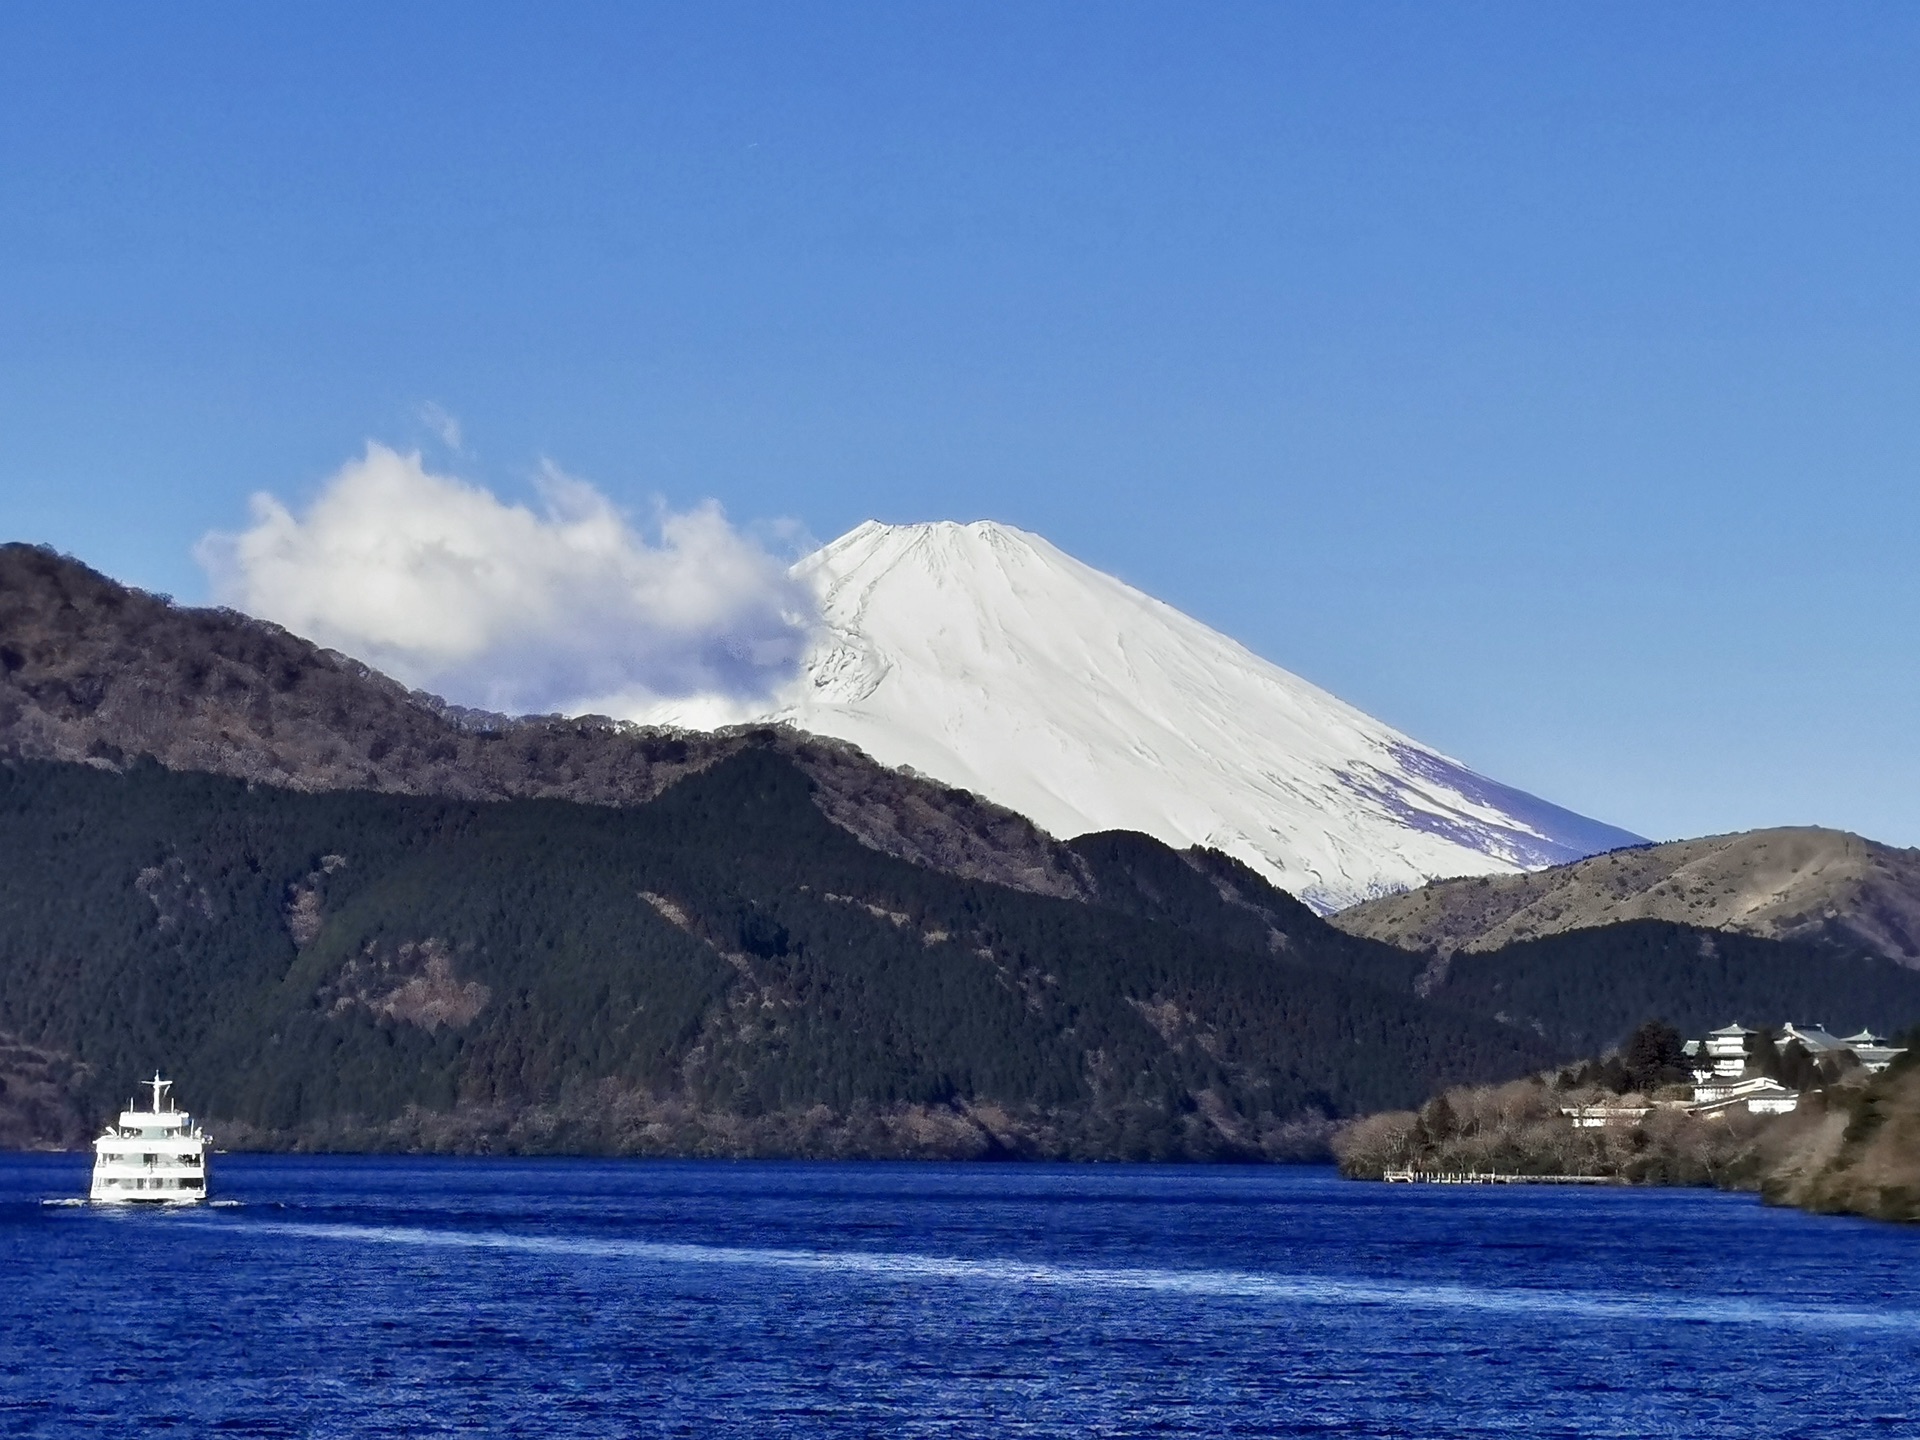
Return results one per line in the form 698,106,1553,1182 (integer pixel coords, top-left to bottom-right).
0,542,1087,901
0,753,1557,1157
1406,922,1920,1059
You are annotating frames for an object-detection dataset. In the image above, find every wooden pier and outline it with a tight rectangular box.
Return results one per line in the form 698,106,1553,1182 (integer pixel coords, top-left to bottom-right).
1381,1169,1620,1185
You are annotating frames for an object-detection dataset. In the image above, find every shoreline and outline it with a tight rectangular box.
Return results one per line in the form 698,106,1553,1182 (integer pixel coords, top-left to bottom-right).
1334,1063,1920,1225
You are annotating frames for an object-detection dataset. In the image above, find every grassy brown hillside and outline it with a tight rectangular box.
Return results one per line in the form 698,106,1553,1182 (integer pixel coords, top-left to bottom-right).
1331,828,1920,968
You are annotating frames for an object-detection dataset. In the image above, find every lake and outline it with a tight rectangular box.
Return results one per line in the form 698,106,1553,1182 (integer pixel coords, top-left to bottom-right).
2,1155,1917,1436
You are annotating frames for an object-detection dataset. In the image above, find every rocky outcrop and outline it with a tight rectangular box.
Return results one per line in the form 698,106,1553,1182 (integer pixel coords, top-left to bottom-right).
320,940,492,1033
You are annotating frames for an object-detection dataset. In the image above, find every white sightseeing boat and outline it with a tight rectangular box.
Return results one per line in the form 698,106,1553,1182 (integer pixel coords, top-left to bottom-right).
89,1074,211,1205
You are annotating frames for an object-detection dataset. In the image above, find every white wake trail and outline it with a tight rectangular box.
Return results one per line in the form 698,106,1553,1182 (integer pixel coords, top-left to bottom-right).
220,1217,1920,1336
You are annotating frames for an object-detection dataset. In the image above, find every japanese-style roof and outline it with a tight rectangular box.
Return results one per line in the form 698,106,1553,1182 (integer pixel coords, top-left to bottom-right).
1780,1023,1846,1052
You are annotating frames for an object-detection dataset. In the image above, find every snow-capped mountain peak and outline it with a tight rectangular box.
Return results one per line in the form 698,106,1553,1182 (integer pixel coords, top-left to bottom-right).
667,520,1640,911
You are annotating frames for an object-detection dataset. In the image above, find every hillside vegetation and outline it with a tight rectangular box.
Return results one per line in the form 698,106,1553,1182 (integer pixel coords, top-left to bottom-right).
0,753,1559,1158
1760,1053,1920,1222
1419,922,1920,1057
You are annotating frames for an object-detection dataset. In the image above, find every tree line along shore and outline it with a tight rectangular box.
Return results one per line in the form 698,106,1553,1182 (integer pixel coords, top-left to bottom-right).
1333,1021,1920,1223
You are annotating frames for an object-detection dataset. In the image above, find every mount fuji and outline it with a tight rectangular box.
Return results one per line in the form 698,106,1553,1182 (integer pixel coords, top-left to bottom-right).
652,521,1641,912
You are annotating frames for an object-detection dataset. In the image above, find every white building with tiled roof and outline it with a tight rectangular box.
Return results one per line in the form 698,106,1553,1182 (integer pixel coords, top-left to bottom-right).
1688,1075,1799,1117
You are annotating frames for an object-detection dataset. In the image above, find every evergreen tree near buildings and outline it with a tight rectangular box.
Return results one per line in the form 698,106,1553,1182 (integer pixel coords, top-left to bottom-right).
1773,1040,1822,1092
1747,1027,1784,1081
1417,1092,1458,1144
1622,1020,1691,1092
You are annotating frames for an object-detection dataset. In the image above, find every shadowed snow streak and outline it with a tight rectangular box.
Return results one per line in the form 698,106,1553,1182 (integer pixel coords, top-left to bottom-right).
1379,743,1645,868
225,1218,1918,1335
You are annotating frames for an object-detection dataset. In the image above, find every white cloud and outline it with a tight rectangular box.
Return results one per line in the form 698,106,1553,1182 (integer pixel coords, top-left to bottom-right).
196,444,817,718
417,402,464,452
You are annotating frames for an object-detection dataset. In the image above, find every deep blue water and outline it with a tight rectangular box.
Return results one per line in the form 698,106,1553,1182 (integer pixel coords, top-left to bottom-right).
3,1156,1918,1437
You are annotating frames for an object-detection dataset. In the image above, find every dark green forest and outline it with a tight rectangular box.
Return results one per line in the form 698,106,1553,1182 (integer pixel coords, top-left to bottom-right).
1433,922,1920,1054
0,752,1544,1156
3,752,1916,1159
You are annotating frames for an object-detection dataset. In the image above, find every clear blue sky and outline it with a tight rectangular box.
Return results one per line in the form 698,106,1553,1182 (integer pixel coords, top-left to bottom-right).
3,4,1917,846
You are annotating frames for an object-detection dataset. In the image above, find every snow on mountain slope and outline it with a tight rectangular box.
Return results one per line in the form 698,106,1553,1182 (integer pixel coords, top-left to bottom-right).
655,521,1642,912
